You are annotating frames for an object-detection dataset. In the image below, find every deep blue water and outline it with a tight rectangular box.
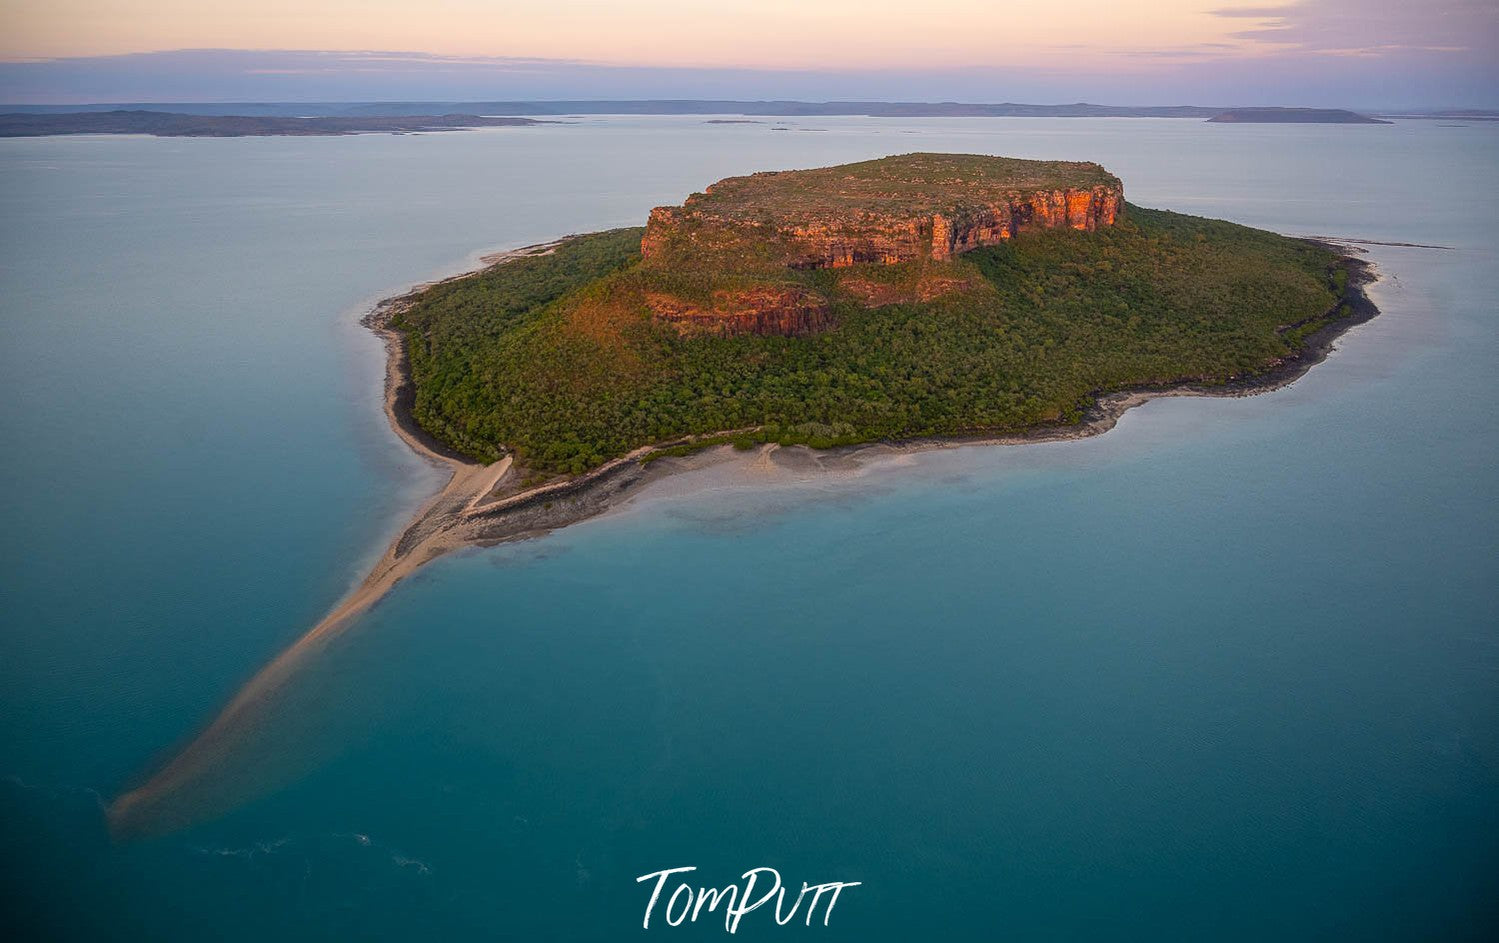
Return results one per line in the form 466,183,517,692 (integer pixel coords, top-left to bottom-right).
1,117,1496,940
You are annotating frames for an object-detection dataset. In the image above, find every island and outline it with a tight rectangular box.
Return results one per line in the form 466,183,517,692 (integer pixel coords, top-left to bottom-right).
389,154,1368,475
1207,107,1392,124
106,153,1375,838
0,110,545,137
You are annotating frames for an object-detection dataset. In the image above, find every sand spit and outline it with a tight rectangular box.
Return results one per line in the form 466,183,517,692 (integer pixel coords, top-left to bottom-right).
106,242,1378,838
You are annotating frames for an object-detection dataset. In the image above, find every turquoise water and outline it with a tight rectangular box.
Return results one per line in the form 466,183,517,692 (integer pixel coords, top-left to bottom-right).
2,117,1496,939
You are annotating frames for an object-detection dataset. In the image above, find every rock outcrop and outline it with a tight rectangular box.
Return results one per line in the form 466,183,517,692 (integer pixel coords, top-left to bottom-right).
640,153,1123,272
643,184,1121,271
645,286,834,336
635,153,1124,336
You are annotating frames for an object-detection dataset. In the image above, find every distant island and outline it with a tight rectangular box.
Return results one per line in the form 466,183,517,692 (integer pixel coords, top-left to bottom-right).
1207,108,1392,124
107,153,1376,837
2,100,1231,119
3,103,1446,135
13,100,1497,127
0,110,543,137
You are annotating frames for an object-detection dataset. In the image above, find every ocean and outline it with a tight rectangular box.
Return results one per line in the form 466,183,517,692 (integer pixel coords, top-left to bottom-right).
1,116,1495,939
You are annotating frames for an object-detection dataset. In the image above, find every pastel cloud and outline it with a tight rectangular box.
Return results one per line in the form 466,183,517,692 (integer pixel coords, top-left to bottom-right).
1,1,1279,65
0,1,1493,107
1210,0,1497,57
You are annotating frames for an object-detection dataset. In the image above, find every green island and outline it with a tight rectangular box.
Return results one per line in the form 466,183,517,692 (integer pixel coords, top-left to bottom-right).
388,153,1365,478
105,155,1375,837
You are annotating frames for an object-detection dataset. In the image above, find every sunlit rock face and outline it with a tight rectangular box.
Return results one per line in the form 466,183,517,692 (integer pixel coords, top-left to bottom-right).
636,153,1124,336
644,286,835,337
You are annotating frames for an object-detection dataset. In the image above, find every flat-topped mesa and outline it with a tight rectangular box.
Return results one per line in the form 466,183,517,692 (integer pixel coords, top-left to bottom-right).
640,153,1123,272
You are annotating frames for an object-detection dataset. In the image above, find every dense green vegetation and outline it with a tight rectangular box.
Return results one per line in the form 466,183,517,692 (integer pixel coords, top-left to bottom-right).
393,205,1348,475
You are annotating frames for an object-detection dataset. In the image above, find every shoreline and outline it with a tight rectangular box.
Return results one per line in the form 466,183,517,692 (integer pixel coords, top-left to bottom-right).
394,239,1380,549
105,236,1379,838
361,240,565,468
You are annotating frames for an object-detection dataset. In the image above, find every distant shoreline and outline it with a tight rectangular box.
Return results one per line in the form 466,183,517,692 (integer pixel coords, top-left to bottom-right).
9,103,1480,139
0,111,546,138
9,100,1489,127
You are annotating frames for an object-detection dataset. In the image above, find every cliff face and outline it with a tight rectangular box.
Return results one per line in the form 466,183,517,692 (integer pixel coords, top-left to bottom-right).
644,286,834,336
641,184,1122,271
633,154,1124,336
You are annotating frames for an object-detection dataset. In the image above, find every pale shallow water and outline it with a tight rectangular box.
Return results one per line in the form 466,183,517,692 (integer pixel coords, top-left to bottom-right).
1,117,1496,939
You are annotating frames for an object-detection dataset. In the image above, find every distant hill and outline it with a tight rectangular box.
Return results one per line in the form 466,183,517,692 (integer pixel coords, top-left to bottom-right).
0,102,1425,137
4,100,1227,119
1207,108,1392,124
7,101,1475,122
0,110,543,137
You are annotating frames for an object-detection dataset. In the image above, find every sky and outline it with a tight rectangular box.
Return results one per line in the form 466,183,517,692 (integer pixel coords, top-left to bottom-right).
0,0,1495,107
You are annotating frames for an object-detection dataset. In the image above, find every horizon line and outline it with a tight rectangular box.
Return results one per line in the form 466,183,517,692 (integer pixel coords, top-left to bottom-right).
4,99,1493,115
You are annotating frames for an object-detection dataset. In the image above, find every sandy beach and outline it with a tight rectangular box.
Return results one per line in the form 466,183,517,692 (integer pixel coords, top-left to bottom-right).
106,238,1379,838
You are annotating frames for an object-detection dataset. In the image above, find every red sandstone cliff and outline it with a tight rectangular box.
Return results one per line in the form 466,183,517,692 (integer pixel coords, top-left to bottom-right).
641,185,1122,270
644,287,834,337
632,154,1124,336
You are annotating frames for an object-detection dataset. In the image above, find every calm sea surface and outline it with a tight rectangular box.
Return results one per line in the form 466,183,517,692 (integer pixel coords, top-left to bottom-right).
1,117,1496,940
